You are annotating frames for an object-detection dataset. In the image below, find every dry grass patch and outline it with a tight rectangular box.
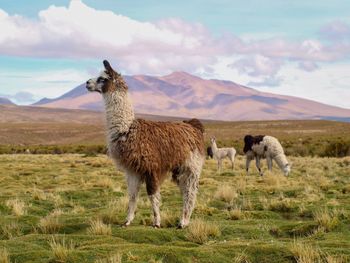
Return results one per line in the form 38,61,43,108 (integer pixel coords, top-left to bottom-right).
95,253,122,263
268,198,295,212
258,196,269,210
195,198,216,216
233,250,251,263
290,241,321,263
49,236,74,263
0,222,22,239
290,241,347,263
71,205,85,214
0,248,10,263
235,177,247,194
39,214,61,234
88,219,112,235
160,209,178,227
186,218,221,244
5,198,26,216
228,206,245,220
318,176,332,191
32,187,47,201
101,197,129,224
313,208,339,232
214,185,238,203
47,193,63,207
324,254,347,263
94,176,115,189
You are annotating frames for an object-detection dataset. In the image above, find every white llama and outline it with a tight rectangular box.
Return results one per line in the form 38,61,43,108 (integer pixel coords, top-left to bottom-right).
210,137,236,171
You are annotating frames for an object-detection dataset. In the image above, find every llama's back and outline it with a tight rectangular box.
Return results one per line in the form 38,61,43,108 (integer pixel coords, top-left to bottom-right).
227,147,236,159
263,136,285,157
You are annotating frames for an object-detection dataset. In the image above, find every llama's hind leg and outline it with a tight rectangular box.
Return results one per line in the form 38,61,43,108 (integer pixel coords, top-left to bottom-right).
230,155,235,170
145,173,161,228
255,156,263,176
178,153,203,228
149,191,161,228
178,171,199,228
124,173,142,226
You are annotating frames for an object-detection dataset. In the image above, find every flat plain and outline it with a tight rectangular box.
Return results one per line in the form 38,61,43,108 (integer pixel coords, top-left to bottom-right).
0,154,349,263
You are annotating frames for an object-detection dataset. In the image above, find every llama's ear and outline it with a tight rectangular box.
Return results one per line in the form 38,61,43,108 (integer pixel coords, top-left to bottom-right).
103,60,114,74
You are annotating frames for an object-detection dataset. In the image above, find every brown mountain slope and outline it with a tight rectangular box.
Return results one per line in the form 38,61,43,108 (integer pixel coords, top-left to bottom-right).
35,72,350,121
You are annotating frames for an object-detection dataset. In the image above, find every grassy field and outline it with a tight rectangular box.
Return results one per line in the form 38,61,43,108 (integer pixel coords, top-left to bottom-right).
1,154,350,262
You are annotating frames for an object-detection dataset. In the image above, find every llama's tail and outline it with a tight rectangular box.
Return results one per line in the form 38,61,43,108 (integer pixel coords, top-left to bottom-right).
183,118,205,133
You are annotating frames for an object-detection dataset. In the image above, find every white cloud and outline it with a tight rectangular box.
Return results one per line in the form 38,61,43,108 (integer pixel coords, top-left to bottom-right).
0,1,349,108
0,0,349,75
0,69,89,101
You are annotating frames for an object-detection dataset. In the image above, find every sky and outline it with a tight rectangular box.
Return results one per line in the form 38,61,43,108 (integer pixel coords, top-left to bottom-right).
0,0,349,108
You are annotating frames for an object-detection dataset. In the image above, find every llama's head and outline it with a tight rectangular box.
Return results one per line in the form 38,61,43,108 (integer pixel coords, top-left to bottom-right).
210,137,216,144
86,60,128,94
283,163,291,176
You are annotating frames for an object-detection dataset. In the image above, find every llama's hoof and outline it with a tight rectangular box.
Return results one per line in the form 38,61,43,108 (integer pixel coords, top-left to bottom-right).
177,223,187,229
121,222,130,227
153,224,161,229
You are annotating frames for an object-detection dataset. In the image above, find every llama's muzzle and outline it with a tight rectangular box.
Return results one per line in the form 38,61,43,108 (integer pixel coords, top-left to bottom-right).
86,79,100,93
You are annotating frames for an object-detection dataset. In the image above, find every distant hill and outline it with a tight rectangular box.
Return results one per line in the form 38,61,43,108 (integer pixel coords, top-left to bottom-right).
1,104,350,148
0,97,15,105
34,72,350,121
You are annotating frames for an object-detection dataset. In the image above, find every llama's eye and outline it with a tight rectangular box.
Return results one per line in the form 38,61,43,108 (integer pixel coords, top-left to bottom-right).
97,77,106,83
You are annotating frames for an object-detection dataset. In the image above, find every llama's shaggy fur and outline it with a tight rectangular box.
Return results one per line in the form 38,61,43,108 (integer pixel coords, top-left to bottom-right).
210,137,236,171
244,135,290,176
86,60,205,228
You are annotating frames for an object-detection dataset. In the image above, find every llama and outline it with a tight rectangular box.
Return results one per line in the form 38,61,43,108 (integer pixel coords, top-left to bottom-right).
243,135,291,176
86,60,205,228
210,137,236,171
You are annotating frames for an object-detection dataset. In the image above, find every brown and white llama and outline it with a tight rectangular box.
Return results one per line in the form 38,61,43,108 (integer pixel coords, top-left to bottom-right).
86,60,205,228
243,135,290,176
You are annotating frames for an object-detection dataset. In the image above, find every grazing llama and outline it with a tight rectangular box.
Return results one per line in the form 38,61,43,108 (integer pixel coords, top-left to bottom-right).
86,60,205,228
210,137,236,171
243,135,291,176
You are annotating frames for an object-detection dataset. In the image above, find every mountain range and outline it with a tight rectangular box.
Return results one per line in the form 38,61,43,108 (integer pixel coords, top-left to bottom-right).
33,72,350,121
0,97,15,105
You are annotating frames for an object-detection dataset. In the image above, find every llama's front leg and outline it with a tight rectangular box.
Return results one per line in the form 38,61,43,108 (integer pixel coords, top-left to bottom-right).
246,157,252,175
231,156,235,170
149,191,161,228
218,160,222,172
267,156,273,171
178,172,199,228
255,157,263,176
124,173,141,227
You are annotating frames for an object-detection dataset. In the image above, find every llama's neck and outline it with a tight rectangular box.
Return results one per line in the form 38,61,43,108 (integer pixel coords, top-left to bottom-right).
211,141,218,153
103,91,135,142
